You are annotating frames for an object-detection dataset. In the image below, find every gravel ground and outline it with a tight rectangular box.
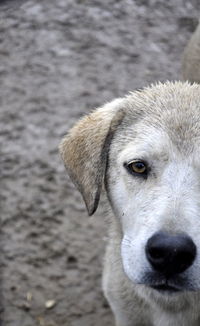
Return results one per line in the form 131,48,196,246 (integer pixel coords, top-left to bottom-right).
0,1,199,325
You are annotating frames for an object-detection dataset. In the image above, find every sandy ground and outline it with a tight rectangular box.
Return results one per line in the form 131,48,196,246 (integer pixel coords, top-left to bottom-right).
0,1,199,325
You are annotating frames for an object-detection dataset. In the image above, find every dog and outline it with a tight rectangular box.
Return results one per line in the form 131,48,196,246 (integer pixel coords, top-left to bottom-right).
182,20,200,83
60,24,200,326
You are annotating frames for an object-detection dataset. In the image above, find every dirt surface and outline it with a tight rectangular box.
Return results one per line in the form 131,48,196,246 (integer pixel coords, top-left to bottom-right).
0,1,199,325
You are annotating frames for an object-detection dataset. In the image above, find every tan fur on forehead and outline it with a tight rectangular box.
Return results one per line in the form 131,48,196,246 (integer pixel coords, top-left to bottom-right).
125,81,200,134
127,81,200,110
121,82,200,153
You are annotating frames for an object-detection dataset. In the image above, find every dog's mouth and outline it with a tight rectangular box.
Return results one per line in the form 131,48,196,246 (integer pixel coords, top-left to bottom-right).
141,272,194,294
150,283,180,293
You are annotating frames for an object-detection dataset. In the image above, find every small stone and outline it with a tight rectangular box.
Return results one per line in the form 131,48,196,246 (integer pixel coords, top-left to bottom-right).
45,300,56,309
38,316,45,326
26,292,32,301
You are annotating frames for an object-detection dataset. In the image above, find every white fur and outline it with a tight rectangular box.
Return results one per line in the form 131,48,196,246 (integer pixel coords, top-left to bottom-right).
104,122,200,325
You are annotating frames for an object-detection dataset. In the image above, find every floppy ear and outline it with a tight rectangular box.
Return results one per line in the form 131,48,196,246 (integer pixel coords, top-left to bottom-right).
59,98,125,216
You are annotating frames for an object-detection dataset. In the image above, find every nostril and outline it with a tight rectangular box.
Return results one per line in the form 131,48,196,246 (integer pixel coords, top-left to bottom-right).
175,248,196,273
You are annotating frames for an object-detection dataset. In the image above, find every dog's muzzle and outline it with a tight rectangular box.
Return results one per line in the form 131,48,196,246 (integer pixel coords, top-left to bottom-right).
144,231,197,292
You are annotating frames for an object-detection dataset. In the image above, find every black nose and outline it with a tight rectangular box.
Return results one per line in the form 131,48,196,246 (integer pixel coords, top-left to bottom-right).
145,232,196,277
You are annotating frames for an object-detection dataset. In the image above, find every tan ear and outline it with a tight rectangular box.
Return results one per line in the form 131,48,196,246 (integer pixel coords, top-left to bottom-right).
59,99,125,215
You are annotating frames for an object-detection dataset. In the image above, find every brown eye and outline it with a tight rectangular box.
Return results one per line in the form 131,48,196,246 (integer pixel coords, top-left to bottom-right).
124,160,148,178
130,161,146,174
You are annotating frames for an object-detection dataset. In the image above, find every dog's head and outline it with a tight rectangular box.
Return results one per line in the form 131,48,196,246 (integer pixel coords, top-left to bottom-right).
60,82,200,296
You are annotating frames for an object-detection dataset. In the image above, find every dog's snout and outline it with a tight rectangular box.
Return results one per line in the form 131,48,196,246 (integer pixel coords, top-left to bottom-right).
145,232,196,277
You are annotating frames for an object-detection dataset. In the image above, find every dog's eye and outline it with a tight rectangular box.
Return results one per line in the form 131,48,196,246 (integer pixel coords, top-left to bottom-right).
125,160,148,177
131,161,146,173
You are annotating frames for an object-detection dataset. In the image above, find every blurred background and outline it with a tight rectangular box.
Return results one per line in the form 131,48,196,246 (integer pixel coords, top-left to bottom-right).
0,1,199,325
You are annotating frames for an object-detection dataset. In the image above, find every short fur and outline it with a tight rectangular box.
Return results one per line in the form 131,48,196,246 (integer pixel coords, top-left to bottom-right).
60,29,200,326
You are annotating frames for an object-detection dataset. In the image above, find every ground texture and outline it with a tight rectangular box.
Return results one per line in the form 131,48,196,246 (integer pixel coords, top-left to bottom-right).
0,1,200,325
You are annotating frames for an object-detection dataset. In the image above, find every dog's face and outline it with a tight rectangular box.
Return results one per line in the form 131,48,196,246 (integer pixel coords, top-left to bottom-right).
107,118,200,293
60,82,200,297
